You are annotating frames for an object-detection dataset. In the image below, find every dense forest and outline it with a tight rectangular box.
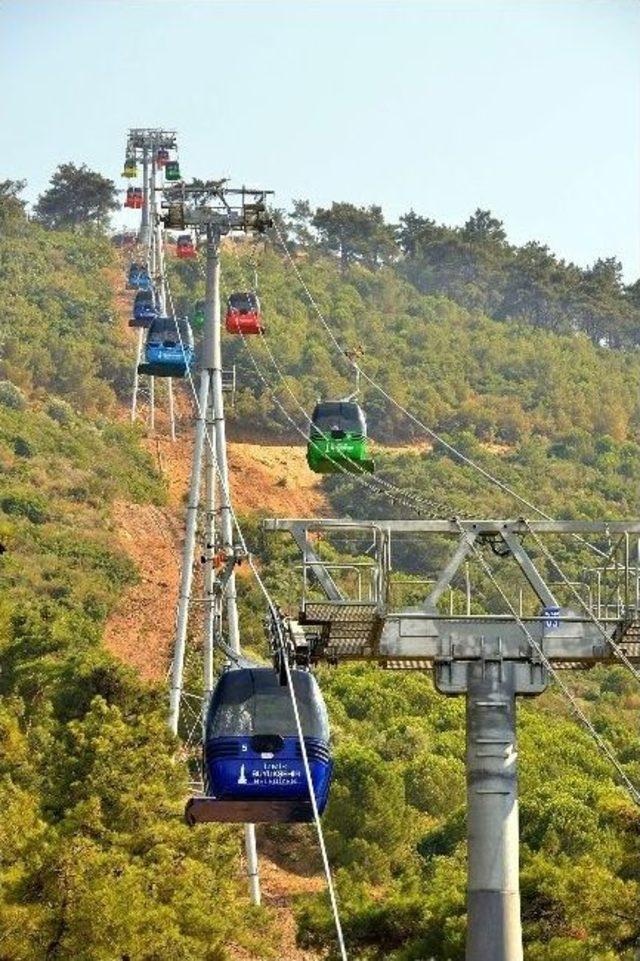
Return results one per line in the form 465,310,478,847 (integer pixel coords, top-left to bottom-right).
1,174,639,960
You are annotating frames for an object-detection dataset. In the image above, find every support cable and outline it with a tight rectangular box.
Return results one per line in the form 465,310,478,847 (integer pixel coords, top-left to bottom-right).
270,220,608,559
272,613,349,961
218,250,452,518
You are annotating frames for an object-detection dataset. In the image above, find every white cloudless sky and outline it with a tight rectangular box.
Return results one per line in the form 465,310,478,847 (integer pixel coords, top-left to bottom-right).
1,0,638,277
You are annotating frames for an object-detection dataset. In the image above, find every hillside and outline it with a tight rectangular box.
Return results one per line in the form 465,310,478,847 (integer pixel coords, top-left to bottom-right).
0,221,274,960
169,241,640,531
0,200,639,961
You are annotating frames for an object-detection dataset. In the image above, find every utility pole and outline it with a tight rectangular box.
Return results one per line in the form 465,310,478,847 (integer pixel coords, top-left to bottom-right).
147,151,157,433
263,516,640,960
203,388,217,699
131,326,144,424
166,181,273,905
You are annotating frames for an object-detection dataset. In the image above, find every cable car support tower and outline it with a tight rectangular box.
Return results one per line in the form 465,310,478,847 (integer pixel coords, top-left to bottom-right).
166,180,273,905
263,515,640,961
125,128,178,438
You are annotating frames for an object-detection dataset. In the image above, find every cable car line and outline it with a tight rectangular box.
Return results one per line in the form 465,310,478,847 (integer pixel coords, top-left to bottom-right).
219,236,640,805
269,218,609,560
221,246,455,518
162,266,348,954
139,143,640,956
123,139,637,956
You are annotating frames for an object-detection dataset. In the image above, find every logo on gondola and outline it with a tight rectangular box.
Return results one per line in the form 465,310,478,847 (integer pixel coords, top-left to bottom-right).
237,764,248,785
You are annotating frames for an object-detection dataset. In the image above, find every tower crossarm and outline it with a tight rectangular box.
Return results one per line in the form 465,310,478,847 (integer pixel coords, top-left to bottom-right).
263,517,640,668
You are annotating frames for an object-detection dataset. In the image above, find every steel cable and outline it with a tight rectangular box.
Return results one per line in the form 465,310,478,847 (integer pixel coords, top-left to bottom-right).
270,218,609,559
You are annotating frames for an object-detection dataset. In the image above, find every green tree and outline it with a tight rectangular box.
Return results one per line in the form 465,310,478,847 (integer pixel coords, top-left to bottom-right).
0,179,27,230
34,163,119,231
397,209,438,256
313,202,397,272
462,207,508,243
288,198,315,248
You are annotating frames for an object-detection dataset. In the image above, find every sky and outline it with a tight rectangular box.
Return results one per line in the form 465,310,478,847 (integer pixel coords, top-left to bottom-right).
1,0,639,277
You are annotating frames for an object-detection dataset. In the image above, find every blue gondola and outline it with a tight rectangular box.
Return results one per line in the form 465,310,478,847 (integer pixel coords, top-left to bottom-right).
127,263,152,291
137,316,195,378
130,290,158,328
185,666,333,825
135,269,153,292
126,262,143,289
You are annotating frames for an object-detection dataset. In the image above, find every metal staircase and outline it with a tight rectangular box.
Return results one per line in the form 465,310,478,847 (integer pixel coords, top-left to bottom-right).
611,618,640,659
300,601,383,661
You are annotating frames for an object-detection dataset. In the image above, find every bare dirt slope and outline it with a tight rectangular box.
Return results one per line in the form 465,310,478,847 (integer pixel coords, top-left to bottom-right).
152,427,328,516
103,431,326,683
229,858,324,961
104,499,182,681
104,255,326,678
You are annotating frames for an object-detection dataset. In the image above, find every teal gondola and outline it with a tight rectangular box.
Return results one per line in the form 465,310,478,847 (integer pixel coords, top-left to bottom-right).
138,316,195,378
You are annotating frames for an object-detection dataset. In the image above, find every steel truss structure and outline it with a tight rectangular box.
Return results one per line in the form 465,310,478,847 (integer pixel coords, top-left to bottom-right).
264,516,640,961
167,181,272,906
126,127,179,437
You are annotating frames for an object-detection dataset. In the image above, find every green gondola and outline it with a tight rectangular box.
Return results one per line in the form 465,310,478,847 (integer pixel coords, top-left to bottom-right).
122,159,137,178
165,160,181,181
192,300,205,330
306,401,374,474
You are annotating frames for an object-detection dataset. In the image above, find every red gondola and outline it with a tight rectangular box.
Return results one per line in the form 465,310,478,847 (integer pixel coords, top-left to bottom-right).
132,188,143,210
176,234,196,260
156,147,169,168
225,292,264,335
124,187,134,209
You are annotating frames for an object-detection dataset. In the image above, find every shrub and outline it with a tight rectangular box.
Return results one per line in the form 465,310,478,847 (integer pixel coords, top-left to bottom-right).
1,492,49,524
0,380,26,411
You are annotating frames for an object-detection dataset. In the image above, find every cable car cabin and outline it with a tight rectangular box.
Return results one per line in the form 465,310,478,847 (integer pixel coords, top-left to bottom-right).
130,290,158,328
156,147,169,168
127,263,151,290
127,264,152,291
176,234,196,259
185,667,333,825
124,188,135,209
192,300,205,329
164,160,181,181
126,262,144,288
122,160,137,178
135,270,153,292
306,401,375,474
225,292,264,335
138,317,195,378
132,188,143,209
